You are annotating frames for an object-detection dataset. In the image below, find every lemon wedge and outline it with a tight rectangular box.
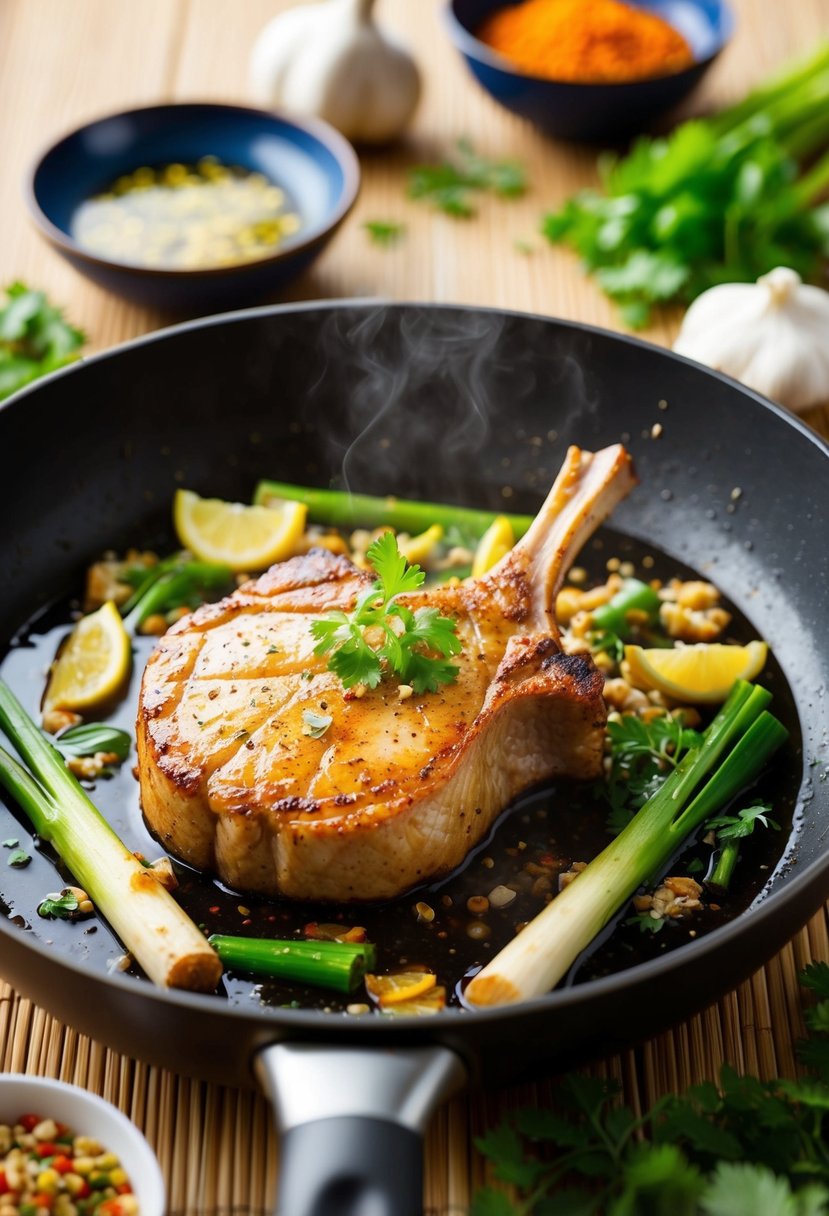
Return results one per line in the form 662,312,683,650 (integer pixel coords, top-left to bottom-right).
624,641,769,703
472,515,515,578
365,970,437,1007
44,601,132,713
174,489,307,572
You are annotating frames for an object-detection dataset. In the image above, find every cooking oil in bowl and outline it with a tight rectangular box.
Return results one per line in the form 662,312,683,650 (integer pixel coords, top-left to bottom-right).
71,157,301,270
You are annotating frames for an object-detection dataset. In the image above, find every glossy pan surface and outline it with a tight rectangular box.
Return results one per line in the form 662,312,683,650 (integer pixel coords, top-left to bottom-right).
0,301,827,1089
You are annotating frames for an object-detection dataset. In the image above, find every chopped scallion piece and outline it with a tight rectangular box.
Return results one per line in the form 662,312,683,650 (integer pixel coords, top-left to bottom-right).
208,935,376,993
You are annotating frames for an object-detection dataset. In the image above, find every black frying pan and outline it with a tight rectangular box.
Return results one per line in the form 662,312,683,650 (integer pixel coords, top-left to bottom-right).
1,302,828,1216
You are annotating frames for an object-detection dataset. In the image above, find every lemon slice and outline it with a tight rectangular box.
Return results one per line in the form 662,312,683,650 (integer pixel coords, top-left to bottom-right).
624,641,769,703
365,970,437,1007
44,601,132,713
472,516,515,578
174,490,307,572
380,986,447,1017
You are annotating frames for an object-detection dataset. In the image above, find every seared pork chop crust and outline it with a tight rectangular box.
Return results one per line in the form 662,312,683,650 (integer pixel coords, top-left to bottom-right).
137,445,635,900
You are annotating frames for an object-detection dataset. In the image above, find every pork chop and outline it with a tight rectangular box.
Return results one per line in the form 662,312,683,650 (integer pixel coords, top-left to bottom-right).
137,445,636,900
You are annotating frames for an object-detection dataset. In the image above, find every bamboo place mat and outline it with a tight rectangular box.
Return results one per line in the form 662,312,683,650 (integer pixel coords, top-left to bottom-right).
1,0,829,1212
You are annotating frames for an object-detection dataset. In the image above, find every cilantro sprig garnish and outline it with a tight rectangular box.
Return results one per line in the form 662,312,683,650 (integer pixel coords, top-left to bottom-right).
310,532,461,695
603,712,703,835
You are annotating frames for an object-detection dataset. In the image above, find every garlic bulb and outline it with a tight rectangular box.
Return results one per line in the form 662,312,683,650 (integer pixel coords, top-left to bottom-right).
673,267,829,413
249,0,421,144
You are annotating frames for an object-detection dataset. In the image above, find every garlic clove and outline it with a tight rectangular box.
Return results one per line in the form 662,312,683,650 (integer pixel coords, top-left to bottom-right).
249,0,421,144
674,267,829,413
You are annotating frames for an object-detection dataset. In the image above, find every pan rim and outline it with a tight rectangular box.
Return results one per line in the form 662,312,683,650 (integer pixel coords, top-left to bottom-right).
0,297,827,1034
1,295,827,463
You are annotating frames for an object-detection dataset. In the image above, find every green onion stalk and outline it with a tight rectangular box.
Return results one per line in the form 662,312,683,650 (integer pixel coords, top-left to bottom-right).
465,681,787,1007
121,558,232,635
209,934,377,993
254,480,534,545
0,678,221,991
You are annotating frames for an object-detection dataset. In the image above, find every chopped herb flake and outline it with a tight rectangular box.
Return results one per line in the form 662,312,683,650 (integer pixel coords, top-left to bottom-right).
38,889,81,920
364,220,406,246
7,848,31,868
302,710,333,739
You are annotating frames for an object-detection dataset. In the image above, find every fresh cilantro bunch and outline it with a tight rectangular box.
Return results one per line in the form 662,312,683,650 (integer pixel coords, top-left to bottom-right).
310,532,461,694
0,282,85,401
541,45,829,327
474,969,829,1214
603,713,703,835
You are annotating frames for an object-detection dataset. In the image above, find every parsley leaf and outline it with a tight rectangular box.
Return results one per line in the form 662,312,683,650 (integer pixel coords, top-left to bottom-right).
311,533,461,694
0,282,85,401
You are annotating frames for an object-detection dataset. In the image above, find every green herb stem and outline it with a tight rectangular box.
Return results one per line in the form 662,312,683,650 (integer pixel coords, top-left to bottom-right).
792,146,829,206
707,840,740,892
208,934,376,992
710,43,829,137
254,480,533,544
0,678,220,990
591,578,661,637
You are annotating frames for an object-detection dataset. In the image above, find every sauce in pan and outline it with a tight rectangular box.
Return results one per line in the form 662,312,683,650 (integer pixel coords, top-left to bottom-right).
0,528,801,1015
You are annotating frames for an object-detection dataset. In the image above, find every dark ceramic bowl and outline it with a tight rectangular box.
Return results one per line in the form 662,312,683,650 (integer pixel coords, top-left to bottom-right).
445,0,735,141
26,103,360,311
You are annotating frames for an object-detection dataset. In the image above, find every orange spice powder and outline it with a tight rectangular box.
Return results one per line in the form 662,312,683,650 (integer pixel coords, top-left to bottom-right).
478,0,694,84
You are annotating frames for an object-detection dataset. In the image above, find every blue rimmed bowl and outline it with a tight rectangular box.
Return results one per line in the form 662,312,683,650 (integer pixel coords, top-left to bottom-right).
445,0,735,142
26,102,361,311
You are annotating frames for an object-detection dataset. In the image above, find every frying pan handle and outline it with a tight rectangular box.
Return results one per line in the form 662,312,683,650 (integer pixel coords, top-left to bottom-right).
255,1042,466,1216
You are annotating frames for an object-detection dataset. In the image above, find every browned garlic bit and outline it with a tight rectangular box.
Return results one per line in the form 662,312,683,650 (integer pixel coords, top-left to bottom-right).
84,549,157,612
67,751,123,780
41,708,82,736
558,861,587,891
658,579,731,642
633,876,703,922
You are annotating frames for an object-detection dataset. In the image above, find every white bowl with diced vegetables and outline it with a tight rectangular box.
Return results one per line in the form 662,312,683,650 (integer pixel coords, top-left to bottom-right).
0,1075,165,1215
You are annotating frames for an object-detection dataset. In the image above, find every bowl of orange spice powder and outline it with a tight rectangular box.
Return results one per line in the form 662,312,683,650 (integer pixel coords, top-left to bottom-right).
444,0,734,140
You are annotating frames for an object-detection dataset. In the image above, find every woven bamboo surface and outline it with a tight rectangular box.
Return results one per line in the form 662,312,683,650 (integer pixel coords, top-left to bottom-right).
1,0,828,1211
